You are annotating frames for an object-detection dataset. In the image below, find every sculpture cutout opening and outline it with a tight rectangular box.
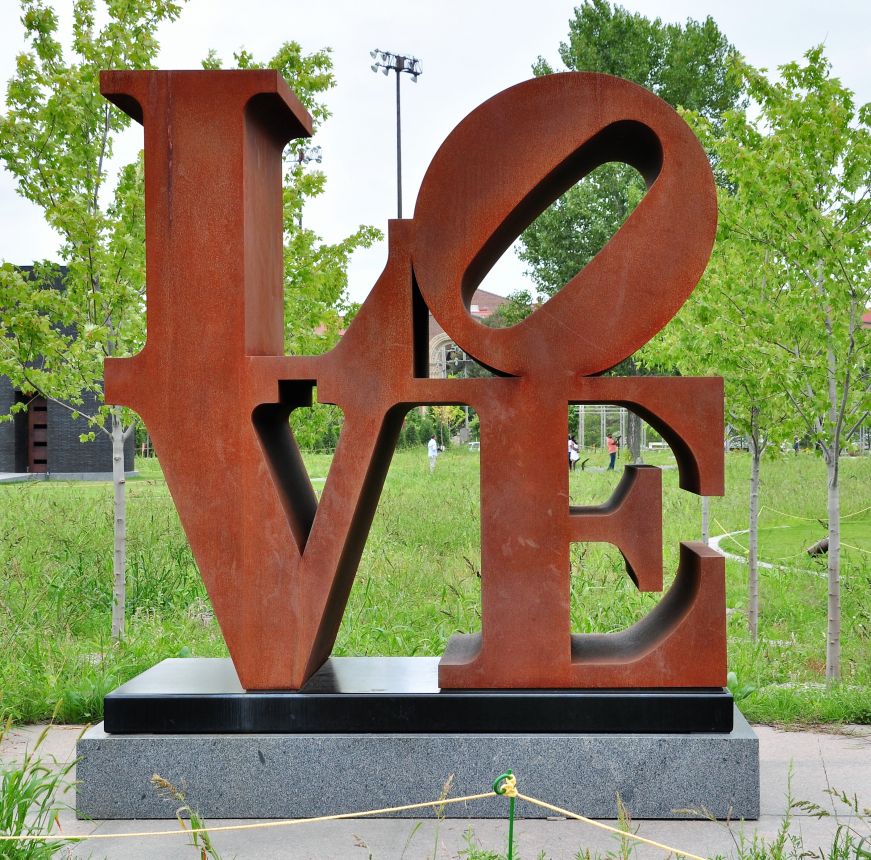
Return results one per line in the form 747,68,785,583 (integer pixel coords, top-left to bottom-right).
485,161,647,319
99,69,724,691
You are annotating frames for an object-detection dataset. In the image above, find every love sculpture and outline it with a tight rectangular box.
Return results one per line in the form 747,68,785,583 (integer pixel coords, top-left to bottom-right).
100,70,725,692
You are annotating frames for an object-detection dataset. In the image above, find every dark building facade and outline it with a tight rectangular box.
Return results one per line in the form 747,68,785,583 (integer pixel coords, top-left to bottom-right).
0,380,134,477
1,265,135,477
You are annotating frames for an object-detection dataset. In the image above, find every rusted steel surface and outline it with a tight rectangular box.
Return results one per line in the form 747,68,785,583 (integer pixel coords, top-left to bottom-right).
101,70,724,690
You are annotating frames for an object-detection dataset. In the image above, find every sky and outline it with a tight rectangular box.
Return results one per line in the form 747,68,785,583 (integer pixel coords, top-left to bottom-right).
0,0,869,303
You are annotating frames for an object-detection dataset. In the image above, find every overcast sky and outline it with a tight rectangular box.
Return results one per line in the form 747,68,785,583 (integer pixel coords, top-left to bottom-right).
1,0,869,302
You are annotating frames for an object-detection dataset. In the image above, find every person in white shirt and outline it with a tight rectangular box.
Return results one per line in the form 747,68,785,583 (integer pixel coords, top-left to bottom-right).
568,435,580,470
427,435,438,473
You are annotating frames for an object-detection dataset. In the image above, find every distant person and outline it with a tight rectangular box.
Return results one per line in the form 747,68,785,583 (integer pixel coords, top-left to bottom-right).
606,434,619,470
793,437,800,455
427,435,438,473
568,435,580,470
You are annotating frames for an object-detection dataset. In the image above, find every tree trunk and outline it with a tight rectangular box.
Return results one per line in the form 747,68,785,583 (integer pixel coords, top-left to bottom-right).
701,496,709,546
111,408,127,640
823,294,841,683
824,340,842,680
826,448,840,681
626,410,642,463
747,433,762,642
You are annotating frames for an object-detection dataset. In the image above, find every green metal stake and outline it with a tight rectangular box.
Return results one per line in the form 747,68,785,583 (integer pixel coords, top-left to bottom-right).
493,770,517,860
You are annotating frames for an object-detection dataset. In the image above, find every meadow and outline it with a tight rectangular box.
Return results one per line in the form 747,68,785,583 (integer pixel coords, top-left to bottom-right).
0,446,869,726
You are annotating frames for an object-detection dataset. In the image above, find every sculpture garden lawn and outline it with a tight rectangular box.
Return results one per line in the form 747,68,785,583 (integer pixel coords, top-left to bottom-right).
0,447,868,726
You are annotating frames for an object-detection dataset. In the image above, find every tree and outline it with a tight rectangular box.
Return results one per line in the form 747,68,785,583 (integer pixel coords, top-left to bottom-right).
430,405,465,448
657,49,870,677
519,0,743,298
716,50,869,681
0,1,378,639
0,0,183,640
644,226,794,641
484,290,535,329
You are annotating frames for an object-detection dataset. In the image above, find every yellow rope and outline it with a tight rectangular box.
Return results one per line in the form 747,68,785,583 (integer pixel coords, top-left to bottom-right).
712,518,870,563
516,793,708,860
713,521,749,553
0,784,712,859
0,791,497,842
759,503,871,522
0,780,716,860
758,505,822,522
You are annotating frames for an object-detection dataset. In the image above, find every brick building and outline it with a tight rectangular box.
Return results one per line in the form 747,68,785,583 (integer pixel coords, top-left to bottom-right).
0,266,135,477
428,287,507,377
0,385,133,477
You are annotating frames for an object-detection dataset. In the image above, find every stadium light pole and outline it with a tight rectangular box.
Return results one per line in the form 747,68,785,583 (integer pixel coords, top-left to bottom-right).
370,49,422,218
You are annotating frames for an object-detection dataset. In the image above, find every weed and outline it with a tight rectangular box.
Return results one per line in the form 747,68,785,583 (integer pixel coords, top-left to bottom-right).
727,670,759,703
150,773,223,860
794,787,871,860
458,825,506,859
673,769,871,860
0,715,76,859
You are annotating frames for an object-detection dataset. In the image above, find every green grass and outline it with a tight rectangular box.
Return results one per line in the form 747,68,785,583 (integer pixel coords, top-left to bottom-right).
0,717,77,858
0,448,869,726
719,520,871,563
0,460,225,724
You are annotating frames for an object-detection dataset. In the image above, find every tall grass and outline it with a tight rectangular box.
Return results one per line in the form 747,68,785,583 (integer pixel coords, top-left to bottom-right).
0,716,76,859
0,461,224,724
0,449,868,725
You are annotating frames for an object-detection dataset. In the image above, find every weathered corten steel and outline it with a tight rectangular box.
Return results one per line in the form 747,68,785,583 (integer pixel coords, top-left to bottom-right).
100,70,724,691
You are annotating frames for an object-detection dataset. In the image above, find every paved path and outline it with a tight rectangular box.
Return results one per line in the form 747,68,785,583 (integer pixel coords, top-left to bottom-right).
709,528,827,579
2,723,870,859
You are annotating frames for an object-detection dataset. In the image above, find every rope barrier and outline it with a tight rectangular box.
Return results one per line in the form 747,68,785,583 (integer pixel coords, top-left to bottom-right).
758,505,824,522
710,523,824,576
0,791,497,842
760,503,871,522
515,793,708,860
712,520,810,563
712,518,751,554
712,520,805,563
841,541,871,556
0,772,711,859
711,517,871,563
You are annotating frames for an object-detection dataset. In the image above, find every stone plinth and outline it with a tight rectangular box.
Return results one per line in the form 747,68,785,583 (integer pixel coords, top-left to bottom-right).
77,710,759,820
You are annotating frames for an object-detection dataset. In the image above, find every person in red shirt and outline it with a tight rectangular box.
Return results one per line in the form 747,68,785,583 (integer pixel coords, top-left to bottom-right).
606,434,619,470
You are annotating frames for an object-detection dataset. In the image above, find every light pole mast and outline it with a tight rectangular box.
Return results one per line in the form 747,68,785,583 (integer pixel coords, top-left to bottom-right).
370,49,422,218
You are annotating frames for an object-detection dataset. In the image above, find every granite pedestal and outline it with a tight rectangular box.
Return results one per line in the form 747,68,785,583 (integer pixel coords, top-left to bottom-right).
77,658,759,820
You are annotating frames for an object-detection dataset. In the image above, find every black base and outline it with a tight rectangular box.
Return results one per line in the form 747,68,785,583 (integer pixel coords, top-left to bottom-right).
103,658,734,735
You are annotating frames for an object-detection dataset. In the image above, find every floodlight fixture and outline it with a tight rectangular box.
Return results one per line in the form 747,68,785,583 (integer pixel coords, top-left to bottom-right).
296,144,322,166
293,144,324,227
